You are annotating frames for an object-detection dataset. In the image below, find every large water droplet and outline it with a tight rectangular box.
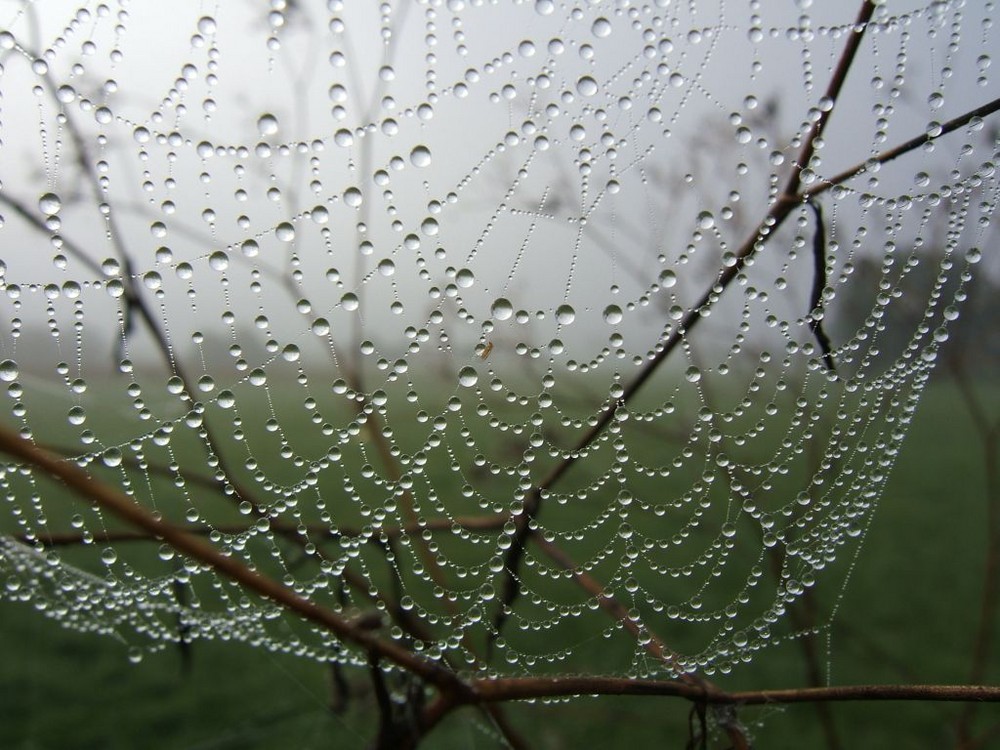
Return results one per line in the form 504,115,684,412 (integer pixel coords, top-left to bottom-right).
38,193,62,216
208,251,229,271
197,16,217,35
491,298,514,321
410,146,432,167
257,113,279,136
555,304,576,325
603,305,623,325
458,366,479,387
102,448,123,467
592,18,612,38
456,268,475,288
0,359,20,382
576,76,599,97
344,187,363,208
334,129,354,147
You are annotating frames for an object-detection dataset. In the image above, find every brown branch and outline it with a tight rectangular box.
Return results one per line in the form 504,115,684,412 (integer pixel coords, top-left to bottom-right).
0,423,468,696
530,535,681,670
949,354,1000,746
802,95,1000,203
467,678,1000,706
491,0,879,643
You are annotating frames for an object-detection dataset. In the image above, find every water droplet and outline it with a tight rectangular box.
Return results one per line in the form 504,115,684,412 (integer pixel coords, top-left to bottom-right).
421,217,439,236
378,259,396,276
592,18,612,38
685,366,702,383
257,113,279,136
344,187,363,208
456,268,475,288
334,128,354,147
0,359,20,382
241,239,259,258
603,305,623,325
197,16,217,35
535,0,554,15
102,448,123,467
491,298,514,321
410,145,432,167
208,251,229,271
276,222,296,242
38,193,62,216
341,292,360,311
576,76,599,97
458,366,479,387
555,304,576,325
697,211,716,229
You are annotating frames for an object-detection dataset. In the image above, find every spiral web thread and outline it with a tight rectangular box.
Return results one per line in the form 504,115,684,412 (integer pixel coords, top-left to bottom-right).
0,0,997,680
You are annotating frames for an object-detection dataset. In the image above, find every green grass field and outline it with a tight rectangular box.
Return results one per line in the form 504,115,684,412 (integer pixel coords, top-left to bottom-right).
1,376,998,749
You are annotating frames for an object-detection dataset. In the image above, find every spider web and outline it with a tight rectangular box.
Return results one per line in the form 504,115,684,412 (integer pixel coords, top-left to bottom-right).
0,0,996,682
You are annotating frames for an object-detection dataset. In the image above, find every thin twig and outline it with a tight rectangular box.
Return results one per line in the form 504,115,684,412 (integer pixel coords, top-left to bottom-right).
490,0,878,644
0,424,468,695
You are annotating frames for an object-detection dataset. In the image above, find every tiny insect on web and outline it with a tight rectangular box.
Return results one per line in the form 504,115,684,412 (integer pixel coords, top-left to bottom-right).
479,341,494,360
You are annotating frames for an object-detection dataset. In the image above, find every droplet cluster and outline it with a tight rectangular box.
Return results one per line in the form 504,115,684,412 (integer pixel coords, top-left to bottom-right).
0,1,995,677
